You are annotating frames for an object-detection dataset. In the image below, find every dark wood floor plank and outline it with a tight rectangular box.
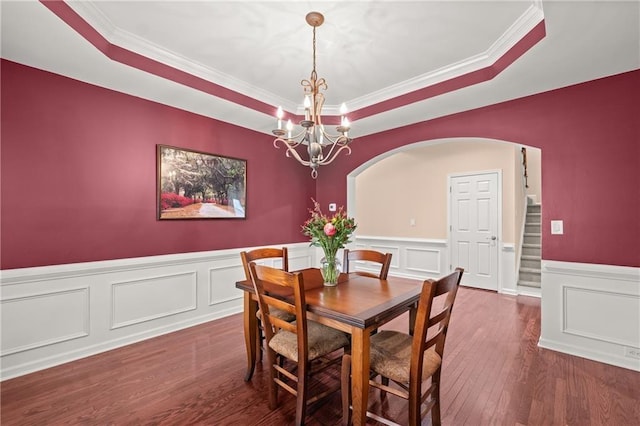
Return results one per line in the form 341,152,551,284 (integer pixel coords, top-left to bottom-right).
2,287,639,425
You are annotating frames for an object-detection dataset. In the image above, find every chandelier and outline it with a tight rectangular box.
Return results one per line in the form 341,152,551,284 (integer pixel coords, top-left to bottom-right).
272,12,352,179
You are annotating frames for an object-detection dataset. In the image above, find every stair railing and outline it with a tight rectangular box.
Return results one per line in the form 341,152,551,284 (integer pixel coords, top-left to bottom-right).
521,147,529,189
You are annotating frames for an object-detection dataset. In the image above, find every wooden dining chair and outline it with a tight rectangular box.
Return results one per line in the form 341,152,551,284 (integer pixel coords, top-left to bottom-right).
240,247,295,370
342,249,392,279
249,263,350,426
341,268,464,426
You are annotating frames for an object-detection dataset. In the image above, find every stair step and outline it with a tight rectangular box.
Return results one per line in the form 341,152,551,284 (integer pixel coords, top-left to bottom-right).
522,245,541,256
525,225,541,234
521,256,541,269
518,280,541,288
523,233,541,245
519,268,541,284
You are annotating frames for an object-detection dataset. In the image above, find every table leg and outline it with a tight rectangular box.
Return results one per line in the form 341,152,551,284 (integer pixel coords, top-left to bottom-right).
243,292,258,381
350,328,370,426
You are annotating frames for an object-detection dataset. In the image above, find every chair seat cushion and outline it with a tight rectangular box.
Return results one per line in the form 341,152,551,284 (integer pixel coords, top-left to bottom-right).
269,321,349,362
257,307,295,322
370,330,441,384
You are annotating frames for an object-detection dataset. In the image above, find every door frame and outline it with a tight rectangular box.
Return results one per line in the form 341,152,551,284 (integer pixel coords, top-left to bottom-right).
447,169,503,292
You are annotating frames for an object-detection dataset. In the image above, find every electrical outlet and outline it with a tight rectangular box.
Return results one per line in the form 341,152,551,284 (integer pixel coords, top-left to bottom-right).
624,346,640,359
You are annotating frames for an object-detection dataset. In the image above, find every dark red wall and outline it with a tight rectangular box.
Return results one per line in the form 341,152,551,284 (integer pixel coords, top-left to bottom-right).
2,60,638,269
1,60,315,269
316,70,640,267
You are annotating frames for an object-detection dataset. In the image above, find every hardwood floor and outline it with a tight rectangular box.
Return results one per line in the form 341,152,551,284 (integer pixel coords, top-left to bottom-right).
2,287,639,425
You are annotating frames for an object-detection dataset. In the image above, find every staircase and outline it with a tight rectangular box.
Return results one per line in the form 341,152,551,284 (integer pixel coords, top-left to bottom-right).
519,203,541,288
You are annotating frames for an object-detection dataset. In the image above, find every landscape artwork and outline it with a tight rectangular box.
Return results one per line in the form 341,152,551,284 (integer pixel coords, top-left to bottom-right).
157,145,246,219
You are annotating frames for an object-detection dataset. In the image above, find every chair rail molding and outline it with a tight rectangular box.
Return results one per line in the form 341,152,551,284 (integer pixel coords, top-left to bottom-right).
539,260,640,372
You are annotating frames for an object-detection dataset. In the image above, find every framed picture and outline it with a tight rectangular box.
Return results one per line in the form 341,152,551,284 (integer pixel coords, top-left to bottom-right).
157,145,247,219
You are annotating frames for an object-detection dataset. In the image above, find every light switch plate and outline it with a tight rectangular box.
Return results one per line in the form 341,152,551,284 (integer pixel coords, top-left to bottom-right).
551,220,563,235
328,203,337,212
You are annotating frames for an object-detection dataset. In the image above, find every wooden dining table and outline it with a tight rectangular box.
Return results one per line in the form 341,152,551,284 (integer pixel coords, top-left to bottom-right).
235,267,422,426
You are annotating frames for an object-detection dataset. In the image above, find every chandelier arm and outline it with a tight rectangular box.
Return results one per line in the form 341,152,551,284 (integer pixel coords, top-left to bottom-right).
274,137,312,167
316,136,350,162
315,145,352,166
319,127,350,144
273,138,300,150
288,128,308,142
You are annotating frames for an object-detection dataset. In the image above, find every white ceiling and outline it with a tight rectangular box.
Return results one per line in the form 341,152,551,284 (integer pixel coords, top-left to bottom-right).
2,1,638,138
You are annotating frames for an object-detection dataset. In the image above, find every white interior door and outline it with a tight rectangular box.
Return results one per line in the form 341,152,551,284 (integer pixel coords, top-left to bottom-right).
449,172,500,290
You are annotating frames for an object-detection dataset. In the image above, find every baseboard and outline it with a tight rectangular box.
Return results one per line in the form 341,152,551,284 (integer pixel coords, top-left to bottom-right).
538,337,640,372
517,285,541,298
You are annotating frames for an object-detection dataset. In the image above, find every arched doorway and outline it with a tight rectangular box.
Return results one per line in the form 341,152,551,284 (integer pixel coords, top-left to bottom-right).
346,137,542,295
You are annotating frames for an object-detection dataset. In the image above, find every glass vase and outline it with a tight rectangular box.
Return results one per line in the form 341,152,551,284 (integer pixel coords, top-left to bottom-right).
320,257,341,287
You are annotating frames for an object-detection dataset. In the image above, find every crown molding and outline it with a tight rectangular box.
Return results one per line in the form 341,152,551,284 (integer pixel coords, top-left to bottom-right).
68,1,295,111
68,1,544,116
346,1,545,111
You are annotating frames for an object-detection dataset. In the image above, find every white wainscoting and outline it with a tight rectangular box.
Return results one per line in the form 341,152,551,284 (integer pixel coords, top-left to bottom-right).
351,236,448,280
0,243,315,380
353,236,518,296
539,260,640,372
6,244,634,379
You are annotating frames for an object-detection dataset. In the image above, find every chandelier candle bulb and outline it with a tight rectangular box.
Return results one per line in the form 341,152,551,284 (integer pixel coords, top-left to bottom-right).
276,106,284,129
339,102,348,126
286,120,293,139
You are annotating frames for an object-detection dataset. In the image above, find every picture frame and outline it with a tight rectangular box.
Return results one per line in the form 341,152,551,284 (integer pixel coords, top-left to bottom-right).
157,145,247,220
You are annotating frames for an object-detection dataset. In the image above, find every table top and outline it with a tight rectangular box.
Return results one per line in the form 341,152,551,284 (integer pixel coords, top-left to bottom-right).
236,268,422,329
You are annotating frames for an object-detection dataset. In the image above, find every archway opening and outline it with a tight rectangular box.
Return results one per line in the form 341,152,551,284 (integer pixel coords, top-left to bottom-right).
346,137,542,295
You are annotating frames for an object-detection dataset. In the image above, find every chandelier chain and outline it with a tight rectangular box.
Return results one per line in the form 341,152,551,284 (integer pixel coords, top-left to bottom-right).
312,26,317,76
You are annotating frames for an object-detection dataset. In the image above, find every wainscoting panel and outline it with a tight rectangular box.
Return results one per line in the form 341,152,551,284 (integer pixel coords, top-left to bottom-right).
208,265,245,307
353,236,448,280
539,260,640,371
501,244,517,296
405,247,441,275
564,286,640,347
289,250,314,271
1,288,89,356
111,272,197,329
